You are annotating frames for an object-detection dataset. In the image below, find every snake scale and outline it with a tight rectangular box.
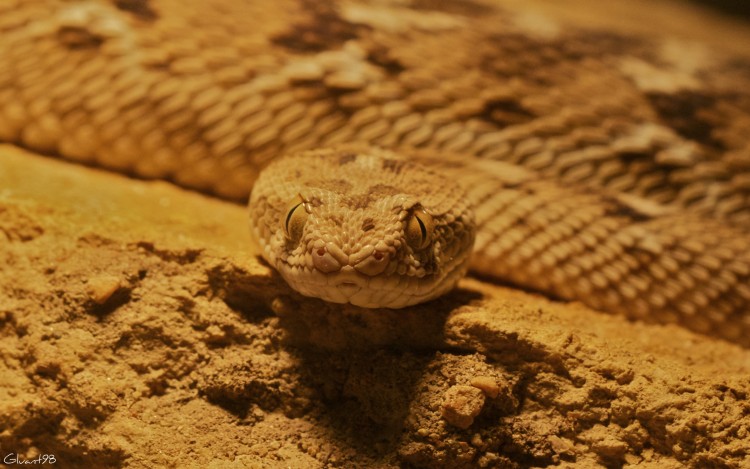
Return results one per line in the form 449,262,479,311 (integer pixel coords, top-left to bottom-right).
1,0,750,345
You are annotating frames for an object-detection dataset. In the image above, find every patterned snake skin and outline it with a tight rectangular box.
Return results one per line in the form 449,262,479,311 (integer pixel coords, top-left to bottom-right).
1,0,749,345
248,146,477,309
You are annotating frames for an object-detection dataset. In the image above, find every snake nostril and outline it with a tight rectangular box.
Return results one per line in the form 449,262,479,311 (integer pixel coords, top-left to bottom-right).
353,251,390,276
312,246,342,273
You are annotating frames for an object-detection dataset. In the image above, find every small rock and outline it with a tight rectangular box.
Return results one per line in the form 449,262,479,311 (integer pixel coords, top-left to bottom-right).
441,385,485,429
477,452,500,468
548,435,576,456
86,275,122,304
592,435,628,460
205,325,226,343
470,376,500,398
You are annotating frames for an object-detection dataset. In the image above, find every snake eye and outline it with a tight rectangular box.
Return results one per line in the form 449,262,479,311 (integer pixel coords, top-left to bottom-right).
283,195,308,243
405,208,434,250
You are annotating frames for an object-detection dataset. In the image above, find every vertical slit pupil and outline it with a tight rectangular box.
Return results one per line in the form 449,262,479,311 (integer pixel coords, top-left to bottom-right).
286,203,302,233
417,216,427,241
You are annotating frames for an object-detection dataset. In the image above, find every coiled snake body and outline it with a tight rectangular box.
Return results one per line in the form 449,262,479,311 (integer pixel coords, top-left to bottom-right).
1,0,750,345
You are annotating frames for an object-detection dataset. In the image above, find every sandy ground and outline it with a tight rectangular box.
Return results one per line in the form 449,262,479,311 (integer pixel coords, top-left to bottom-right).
2,141,750,469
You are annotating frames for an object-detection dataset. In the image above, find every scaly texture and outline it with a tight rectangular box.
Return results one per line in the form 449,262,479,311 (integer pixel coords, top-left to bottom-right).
248,146,475,308
1,0,749,344
437,156,750,343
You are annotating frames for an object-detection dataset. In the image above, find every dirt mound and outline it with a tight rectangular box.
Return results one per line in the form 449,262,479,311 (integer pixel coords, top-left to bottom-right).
2,145,749,468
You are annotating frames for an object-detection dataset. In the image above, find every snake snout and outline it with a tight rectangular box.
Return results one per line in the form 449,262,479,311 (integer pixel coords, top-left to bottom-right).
353,250,391,276
312,243,347,273
312,242,391,276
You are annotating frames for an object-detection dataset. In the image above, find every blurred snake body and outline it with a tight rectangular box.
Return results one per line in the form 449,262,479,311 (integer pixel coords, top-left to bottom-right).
1,0,750,345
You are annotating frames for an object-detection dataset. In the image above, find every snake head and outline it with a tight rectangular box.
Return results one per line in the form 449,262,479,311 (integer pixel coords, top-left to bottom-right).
248,146,475,308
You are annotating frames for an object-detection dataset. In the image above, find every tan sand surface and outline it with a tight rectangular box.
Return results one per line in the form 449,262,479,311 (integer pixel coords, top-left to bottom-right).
2,143,749,468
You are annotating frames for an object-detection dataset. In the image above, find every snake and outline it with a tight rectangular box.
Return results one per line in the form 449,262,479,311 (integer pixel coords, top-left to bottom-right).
248,146,476,308
1,0,750,345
